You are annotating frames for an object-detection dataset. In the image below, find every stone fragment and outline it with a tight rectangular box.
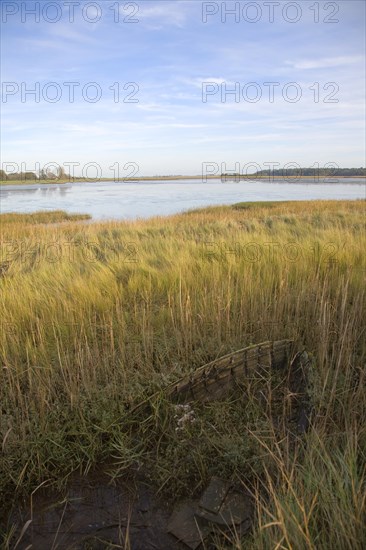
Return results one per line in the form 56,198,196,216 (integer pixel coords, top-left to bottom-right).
167,502,212,549
199,477,230,514
196,489,252,527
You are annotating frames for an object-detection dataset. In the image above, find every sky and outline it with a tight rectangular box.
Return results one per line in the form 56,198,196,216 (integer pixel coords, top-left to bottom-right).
1,0,365,177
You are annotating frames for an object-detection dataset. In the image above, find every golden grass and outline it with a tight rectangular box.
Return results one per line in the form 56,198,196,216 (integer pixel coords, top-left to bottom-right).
0,200,365,547
0,210,91,224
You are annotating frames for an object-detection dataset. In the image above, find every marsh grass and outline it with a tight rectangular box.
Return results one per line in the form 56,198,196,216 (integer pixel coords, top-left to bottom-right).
0,200,365,547
0,210,91,224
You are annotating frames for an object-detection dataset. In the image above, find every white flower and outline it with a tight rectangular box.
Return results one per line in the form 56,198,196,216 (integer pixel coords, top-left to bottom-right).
174,403,197,432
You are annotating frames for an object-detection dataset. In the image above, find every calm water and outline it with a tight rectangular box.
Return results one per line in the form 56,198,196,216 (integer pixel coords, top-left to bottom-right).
0,179,365,220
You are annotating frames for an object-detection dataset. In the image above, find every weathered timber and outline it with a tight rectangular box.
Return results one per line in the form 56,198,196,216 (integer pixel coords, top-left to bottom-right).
130,340,295,416
167,339,293,403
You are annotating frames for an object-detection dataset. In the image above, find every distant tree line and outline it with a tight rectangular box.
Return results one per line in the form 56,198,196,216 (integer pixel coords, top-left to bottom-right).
222,167,366,179
0,170,37,181
0,166,70,181
255,168,366,177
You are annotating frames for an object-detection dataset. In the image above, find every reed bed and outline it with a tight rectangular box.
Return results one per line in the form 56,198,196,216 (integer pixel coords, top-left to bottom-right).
0,201,365,547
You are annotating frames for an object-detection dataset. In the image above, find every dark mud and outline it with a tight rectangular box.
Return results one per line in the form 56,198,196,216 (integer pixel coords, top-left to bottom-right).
8,472,187,549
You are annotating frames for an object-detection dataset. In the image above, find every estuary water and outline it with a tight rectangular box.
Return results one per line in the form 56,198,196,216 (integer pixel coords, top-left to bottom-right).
0,178,365,220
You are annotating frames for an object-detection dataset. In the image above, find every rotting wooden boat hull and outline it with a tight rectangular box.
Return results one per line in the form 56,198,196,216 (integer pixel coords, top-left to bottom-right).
167,339,294,403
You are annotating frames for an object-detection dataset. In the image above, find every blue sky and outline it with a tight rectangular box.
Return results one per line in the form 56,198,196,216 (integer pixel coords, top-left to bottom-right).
1,0,365,176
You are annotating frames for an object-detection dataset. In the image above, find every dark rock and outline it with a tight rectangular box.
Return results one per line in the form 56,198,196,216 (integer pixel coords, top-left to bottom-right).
199,476,230,513
167,502,213,549
196,489,252,526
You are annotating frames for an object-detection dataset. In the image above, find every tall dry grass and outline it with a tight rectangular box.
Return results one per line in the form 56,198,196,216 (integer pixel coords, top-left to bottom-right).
0,201,365,547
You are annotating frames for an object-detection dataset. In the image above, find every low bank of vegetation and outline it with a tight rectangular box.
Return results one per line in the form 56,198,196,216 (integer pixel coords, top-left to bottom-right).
1,200,365,547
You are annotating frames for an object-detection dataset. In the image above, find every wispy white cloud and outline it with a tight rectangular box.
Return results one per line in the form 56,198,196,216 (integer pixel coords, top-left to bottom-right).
287,56,364,70
136,1,189,28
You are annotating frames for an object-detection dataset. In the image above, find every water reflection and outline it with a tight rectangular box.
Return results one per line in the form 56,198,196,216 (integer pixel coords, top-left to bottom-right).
1,179,365,220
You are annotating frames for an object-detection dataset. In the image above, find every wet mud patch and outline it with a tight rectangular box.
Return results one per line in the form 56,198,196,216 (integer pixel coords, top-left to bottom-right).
9,472,186,549
9,472,255,549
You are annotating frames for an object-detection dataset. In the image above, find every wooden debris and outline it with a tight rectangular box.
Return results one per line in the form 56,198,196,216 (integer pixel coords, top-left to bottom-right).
199,477,230,514
131,340,295,416
166,339,293,403
167,478,253,548
167,502,212,549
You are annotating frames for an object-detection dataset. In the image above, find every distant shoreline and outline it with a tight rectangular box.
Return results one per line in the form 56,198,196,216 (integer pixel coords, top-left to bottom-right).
1,175,365,186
